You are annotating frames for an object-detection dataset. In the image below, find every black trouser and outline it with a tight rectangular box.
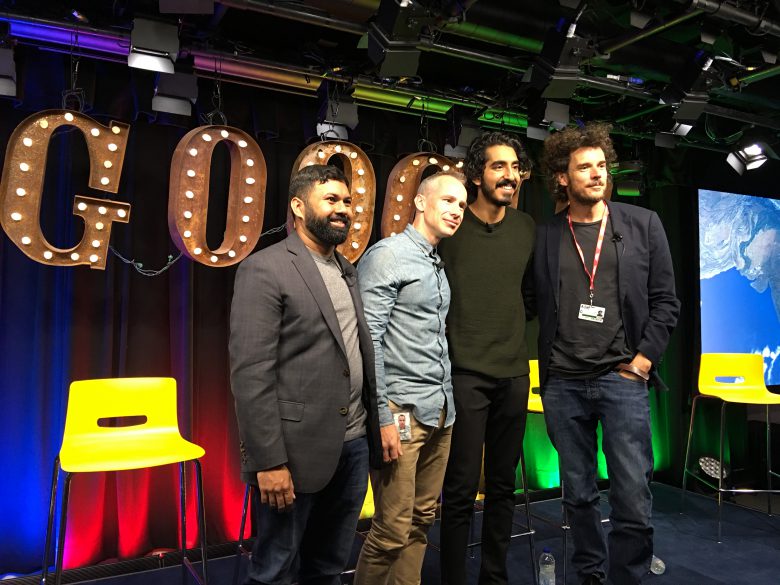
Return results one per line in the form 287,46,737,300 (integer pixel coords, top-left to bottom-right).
440,372,530,585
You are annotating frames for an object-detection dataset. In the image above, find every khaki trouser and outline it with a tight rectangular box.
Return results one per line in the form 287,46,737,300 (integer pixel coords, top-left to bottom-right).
354,404,452,585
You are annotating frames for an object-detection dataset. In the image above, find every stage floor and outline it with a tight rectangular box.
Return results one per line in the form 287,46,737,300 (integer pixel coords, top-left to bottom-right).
10,482,780,584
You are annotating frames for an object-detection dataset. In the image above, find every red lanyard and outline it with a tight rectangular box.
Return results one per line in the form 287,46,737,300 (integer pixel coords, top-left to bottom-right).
567,205,609,306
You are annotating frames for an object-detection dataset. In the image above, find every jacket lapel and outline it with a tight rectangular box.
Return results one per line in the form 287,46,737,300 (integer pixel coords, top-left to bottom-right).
286,233,348,358
547,211,565,309
607,202,630,305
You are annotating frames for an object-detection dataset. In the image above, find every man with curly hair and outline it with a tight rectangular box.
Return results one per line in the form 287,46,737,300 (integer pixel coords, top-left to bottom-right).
533,123,680,585
437,131,535,585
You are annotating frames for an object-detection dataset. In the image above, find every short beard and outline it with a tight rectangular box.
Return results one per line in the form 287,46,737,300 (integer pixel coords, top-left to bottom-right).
305,212,350,246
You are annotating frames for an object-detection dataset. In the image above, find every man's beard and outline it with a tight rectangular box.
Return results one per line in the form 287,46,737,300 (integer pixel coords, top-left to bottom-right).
481,178,516,207
568,182,605,206
306,211,350,246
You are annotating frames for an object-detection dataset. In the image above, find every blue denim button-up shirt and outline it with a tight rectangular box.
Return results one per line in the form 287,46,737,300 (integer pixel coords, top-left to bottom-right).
357,224,454,428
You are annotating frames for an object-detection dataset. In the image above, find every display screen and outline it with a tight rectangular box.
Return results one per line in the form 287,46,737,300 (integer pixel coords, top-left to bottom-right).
699,189,780,385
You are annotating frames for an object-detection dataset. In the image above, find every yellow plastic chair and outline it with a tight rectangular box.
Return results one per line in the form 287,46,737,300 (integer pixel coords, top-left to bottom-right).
42,377,208,585
682,353,780,542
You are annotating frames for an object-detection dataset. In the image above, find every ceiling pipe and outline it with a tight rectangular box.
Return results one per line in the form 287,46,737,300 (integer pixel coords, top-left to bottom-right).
217,0,537,69
596,9,705,58
675,0,780,37
729,63,780,88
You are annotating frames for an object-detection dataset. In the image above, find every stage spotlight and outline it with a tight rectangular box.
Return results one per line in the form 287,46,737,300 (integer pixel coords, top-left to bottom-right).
526,125,550,142
0,48,16,97
726,144,767,175
672,122,693,136
654,133,676,149
630,11,652,29
317,81,359,130
128,19,179,74
367,0,430,77
152,72,198,116
698,456,727,480
445,105,481,155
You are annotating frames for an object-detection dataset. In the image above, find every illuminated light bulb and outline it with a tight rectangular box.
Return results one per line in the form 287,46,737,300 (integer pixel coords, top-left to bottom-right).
43,250,53,259
390,232,396,237
221,130,229,138
317,150,325,159
16,188,25,196
442,165,450,171
92,240,100,248
456,161,464,168
396,194,403,202
307,161,315,166
335,145,342,153
202,133,212,142
239,235,248,243
21,236,31,245
112,126,121,134
89,254,99,263
393,214,401,221
183,230,191,238
10,212,22,221
187,169,196,177
358,168,365,176
98,206,107,215
242,215,250,223
245,177,255,184
193,247,202,255
238,140,247,148
117,209,127,218
22,137,32,147
64,113,74,122
100,177,110,185
412,159,420,166
19,162,29,172
244,196,253,204
350,152,357,159
185,190,194,199
40,119,49,129
104,160,112,168
210,255,218,263
357,187,366,194
228,250,236,258
96,222,104,230
351,242,359,249
108,143,118,151
77,202,88,211
189,148,198,156
70,252,79,261
429,157,438,164
355,205,364,213
354,222,362,230
90,128,100,137
183,210,193,219
247,159,254,167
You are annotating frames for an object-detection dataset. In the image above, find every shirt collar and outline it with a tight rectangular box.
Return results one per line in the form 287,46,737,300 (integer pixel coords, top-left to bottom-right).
403,223,436,256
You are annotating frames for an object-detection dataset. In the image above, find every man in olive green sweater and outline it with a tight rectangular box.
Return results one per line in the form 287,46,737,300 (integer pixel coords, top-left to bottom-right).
438,131,535,585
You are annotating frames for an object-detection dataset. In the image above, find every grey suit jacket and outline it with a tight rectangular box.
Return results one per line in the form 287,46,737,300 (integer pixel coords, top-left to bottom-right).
229,231,382,493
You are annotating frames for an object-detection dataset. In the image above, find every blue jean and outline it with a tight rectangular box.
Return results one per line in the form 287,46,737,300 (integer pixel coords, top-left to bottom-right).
542,372,653,585
245,436,369,585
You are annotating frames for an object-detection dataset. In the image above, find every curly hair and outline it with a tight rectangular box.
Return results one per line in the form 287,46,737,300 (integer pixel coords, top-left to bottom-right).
463,131,532,200
288,164,349,203
541,123,617,203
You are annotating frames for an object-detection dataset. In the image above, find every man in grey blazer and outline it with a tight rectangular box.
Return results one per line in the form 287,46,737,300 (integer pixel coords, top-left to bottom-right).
229,164,382,585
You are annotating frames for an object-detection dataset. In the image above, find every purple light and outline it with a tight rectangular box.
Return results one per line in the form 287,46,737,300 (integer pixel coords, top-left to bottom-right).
8,20,128,56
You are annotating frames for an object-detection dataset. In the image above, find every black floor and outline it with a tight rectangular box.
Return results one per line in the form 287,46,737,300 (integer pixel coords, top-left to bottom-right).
11,482,780,584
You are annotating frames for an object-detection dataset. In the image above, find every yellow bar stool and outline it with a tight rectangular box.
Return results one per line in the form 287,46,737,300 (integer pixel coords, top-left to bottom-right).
682,353,780,542
41,377,208,585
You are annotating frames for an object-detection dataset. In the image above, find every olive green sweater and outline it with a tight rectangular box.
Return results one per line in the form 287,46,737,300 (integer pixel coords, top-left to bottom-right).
437,206,535,378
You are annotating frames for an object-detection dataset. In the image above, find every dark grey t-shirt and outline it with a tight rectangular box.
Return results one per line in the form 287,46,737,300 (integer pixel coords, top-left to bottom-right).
310,251,367,441
548,218,633,379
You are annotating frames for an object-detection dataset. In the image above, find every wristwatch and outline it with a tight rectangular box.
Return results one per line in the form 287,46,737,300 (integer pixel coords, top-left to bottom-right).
615,362,650,381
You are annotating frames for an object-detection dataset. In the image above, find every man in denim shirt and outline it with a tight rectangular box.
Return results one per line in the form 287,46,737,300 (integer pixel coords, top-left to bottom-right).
354,171,468,585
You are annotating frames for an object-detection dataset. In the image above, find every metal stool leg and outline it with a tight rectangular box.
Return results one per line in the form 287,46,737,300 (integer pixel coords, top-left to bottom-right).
41,458,61,585
194,460,209,584
517,448,538,585
717,401,727,543
233,484,252,585
681,395,702,509
53,473,72,585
